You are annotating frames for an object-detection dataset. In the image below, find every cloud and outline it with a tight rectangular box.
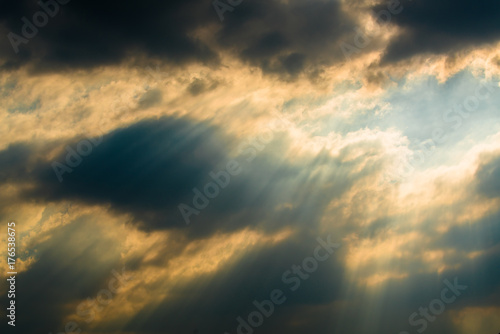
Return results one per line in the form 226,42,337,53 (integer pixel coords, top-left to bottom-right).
476,154,500,198
123,232,346,334
0,0,218,71
2,108,500,334
0,216,125,334
373,0,500,63
15,116,232,232
0,0,359,78
0,117,333,235
0,109,402,242
186,77,219,96
138,89,163,109
216,0,356,77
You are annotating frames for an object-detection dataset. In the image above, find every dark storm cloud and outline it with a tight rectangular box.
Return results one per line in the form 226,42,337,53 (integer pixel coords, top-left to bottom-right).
2,0,498,75
0,0,356,76
0,0,218,70
0,140,62,184
0,116,367,237
21,116,231,232
373,0,500,63
216,0,356,77
0,142,33,181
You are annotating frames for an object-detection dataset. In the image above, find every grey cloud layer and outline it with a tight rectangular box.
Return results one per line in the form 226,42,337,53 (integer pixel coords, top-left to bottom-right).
373,0,500,62
2,0,499,75
0,0,356,76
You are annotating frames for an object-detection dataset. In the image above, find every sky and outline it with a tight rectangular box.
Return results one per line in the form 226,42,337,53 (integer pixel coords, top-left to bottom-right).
0,0,499,334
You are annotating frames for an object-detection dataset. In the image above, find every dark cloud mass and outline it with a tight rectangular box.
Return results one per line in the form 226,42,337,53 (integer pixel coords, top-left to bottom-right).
0,0,357,76
0,0,218,70
1,0,500,74
216,0,356,76
17,117,233,232
0,116,367,237
374,0,500,62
